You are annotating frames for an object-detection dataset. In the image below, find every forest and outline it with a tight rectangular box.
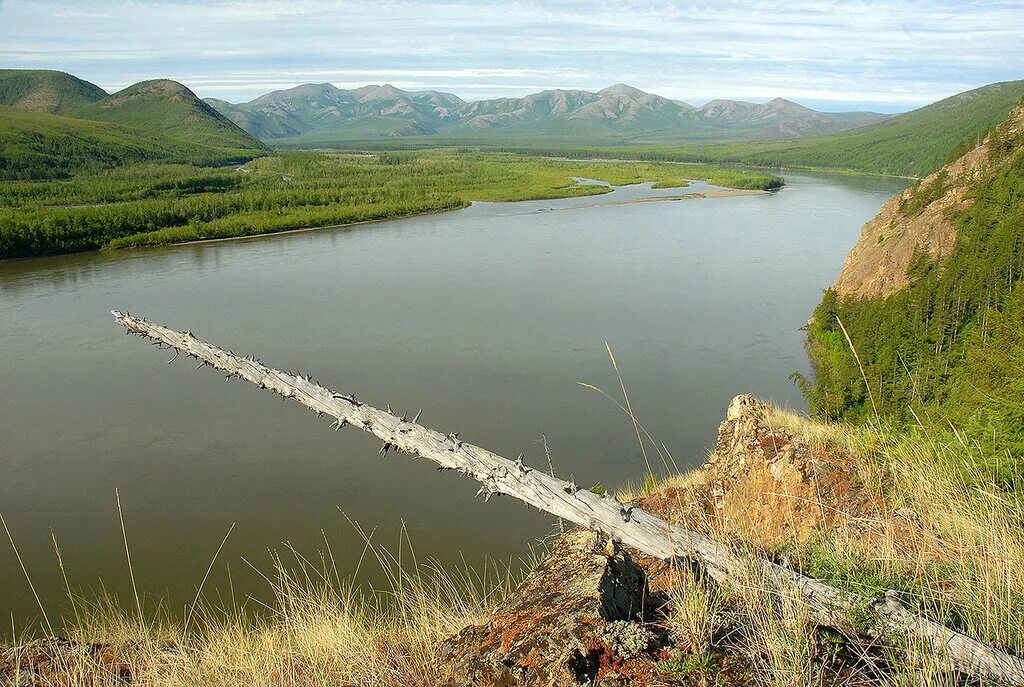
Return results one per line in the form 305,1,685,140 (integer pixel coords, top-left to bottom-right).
799,118,1024,463
0,150,783,258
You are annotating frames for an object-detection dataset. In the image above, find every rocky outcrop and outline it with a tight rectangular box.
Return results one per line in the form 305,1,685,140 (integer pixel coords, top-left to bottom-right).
834,99,1024,299
439,530,663,686
639,394,880,551
438,395,886,685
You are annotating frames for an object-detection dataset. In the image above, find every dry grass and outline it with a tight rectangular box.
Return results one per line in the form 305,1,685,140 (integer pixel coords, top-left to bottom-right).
2,532,518,687
766,406,1024,655
643,404,1024,685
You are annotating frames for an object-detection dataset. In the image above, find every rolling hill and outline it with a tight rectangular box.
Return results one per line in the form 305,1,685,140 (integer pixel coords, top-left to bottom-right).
0,107,261,180
708,80,1024,176
0,70,266,178
0,69,106,115
207,83,886,145
74,79,266,151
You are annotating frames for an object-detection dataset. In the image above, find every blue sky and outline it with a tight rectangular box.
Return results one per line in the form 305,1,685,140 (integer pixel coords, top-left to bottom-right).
1,0,1022,112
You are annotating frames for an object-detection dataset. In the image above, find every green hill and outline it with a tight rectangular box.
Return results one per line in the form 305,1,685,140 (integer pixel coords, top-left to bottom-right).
0,69,106,115
800,95,1024,457
729,80,1024,176
75,79,266,152
0,107,259,180
0,71,266,179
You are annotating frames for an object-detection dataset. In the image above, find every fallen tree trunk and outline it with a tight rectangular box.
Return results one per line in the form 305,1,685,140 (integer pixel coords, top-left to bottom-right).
111,310,1024,685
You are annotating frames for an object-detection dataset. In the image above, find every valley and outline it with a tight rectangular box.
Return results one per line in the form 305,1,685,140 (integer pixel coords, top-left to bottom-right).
1,44,1023,685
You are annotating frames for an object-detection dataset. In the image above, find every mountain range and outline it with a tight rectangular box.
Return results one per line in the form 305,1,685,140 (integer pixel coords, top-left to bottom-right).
3,69,1022,182
206,82,889,144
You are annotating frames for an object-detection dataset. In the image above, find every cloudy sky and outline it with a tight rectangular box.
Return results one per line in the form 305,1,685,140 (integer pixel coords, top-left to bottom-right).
1,0,1022,112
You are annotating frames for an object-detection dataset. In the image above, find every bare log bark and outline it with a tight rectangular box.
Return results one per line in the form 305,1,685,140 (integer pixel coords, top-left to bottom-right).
111,310,1024,685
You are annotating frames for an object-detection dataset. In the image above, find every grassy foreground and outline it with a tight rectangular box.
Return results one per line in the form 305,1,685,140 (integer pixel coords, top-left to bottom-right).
0,150,783,259
3,405,1019,685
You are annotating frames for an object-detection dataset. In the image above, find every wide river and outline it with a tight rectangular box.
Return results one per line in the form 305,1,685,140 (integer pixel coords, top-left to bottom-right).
0,172,907,622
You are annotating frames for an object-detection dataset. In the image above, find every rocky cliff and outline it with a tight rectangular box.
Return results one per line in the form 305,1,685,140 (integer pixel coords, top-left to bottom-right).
833,98,1024,299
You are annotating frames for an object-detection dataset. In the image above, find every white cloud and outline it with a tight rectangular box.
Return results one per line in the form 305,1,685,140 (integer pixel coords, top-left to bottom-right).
1,0,1022,110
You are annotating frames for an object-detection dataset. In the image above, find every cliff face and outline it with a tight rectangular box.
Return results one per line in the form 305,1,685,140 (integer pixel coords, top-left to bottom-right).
833,99,1024,299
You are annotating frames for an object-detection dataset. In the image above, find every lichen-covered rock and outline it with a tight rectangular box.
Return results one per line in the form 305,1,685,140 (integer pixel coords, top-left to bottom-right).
438,529,658,686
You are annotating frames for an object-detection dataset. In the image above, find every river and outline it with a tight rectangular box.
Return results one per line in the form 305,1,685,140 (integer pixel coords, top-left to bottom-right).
0,172,908,622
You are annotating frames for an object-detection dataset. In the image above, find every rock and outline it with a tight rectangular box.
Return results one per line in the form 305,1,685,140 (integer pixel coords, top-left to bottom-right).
639,395,881,549
0,638,132,686
438,530,657,686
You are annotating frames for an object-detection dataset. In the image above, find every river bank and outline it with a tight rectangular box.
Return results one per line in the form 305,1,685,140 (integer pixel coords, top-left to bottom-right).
0,150,785,259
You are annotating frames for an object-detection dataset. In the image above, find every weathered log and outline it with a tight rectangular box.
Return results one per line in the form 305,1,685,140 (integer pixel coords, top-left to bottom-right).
111,310,1024,685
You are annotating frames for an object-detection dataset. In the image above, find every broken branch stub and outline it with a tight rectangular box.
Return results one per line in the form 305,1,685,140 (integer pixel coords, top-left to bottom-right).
111,310,1024,686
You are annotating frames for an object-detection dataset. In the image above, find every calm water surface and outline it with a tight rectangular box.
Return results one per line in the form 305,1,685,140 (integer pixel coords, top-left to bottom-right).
0,173,908,621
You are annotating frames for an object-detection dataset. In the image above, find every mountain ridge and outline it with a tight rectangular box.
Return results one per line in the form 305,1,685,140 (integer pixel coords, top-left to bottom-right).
205,82,888,143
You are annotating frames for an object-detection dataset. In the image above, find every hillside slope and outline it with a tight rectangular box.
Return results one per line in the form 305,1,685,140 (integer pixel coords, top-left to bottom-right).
76,79,266,151
0,69,106,115
0,107,259,180
802,95,1024,450
734,80,1024,176
357,81,1024,178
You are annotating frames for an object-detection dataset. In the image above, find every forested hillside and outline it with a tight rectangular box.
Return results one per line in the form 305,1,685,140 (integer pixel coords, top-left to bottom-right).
800,96,1024,458
0,107,260,180
75,79,265,151
0,69,105,114
0,71,265,179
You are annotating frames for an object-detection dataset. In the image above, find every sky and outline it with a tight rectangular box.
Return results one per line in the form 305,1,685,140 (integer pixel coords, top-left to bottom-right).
1,0,1023,113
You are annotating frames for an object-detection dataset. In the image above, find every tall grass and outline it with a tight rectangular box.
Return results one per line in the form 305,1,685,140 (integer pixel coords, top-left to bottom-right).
764,407,1024,656
2,523,519,686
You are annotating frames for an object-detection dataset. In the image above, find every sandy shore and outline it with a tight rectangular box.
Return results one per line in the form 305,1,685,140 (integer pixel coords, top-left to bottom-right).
601,188,768,206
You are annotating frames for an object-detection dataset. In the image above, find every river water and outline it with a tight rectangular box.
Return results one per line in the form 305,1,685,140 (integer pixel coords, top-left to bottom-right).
0,172,908,622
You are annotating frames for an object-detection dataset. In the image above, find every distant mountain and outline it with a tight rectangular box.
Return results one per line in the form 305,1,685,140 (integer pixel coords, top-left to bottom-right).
207,82,465,140
0,69,106,115
75,79,265,151
207,83,886,144
695,97,887,138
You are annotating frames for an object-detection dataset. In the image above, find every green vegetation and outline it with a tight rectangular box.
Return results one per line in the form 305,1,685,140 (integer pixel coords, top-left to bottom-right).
0,107,261,180
799,98,1024,462
0,69,106,115
0,71,266,180
74,79,266,152
0,150,782,258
